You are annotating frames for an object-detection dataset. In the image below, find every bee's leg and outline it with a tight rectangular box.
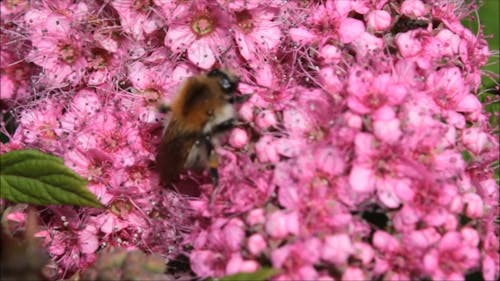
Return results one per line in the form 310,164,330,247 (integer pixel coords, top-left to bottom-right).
208,148,219,187
200,136,220,205
203,135,219,187
211,118,235,134
199,135,219,187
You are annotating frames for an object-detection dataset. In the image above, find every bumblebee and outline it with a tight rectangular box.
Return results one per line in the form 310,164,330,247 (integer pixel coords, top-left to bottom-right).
156,69,243,188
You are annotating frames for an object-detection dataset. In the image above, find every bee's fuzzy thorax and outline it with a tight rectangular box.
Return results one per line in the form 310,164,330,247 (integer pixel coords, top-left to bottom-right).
169,76,226,132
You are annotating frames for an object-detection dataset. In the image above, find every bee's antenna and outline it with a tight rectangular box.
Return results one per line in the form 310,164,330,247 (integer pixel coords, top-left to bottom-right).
240,80,272,90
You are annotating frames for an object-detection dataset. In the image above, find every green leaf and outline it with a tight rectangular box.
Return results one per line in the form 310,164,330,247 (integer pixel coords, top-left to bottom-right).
0,149,103,208
217,268,278,281
461,150,473,163
479,0,500,89
463,1,500,89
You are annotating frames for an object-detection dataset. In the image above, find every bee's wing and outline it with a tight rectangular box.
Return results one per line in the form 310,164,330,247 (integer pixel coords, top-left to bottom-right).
156,120,199,184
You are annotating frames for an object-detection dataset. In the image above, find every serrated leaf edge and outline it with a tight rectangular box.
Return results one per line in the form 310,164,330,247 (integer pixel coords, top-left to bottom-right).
0,150,102,208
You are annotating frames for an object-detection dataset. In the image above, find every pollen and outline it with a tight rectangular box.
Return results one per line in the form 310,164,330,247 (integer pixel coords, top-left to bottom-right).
133,0,153,12
142,88,160,105
103,131,125,152
192,16,214,36
110,199,132,218
40,123,56,139
59,44,78,64
89,48,109,70
236,10,254,33
6,0,26,9
364,91,387,108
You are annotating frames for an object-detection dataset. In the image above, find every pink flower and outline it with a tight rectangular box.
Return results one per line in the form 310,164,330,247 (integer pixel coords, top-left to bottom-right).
111,0,164,41
376,177,411,209
366,10,391,32
0,74,15,100
216,0,267,11
349,165,376,193
373,231,400,252
2,205,29,235
342,267,366,281
400,0,427,18
406,227,441,249
455,94,482,113
351,32,385,56
86,47,120,86
225,253,259,275
2,1,498,280
34,209,101,277
282,107,315,134
462,193,484,218
238,101,255,122
57,88,103,135
190,250,218,277
289,26,317,44
353,242,375,265
373,118,402,144
113,164,158,194
322,234,354,265
426,67,467,109
255,109,278,129
233,7,282,63
460,227,479,247
18,99,63,150
255,135,280,163
424,232,480,281
78,225,99,254
265,210,299,238
461,127,493,155
478,179,499,208
319,67,344,94
0,48,31,102
229,128,249,149
395,30,424,57
432,149,466,179
223,219,245,251
5,210,26,224
247,234,267,255
288,1,359,47
65,148,116,187
318,44,341,64
165,2,232,69
76,112,142,168
404,178,458,227
347,72,407,116
373,231,426,279
349,133,415,208
337,17,365,43
482,253,500,281
246,208,265,225
24,9,87,86
0,0,28,17
271,240,322,280
314,147,346,176
128,60,174,96
95,200,147,234
432,29,461,57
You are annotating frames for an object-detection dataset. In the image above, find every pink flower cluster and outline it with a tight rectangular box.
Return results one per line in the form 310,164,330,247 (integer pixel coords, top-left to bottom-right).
1,0,498,280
